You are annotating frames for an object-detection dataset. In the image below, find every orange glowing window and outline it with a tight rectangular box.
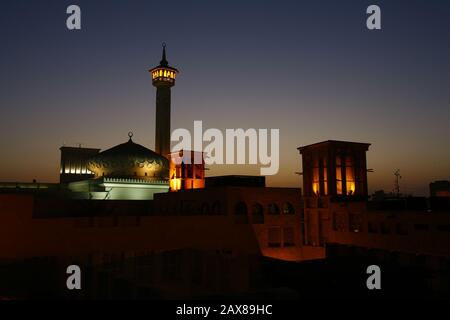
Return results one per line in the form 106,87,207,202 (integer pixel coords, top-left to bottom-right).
336,155,342,195
322,157,328,195
312,156,320,195
345,156,355,195
336,155,357,195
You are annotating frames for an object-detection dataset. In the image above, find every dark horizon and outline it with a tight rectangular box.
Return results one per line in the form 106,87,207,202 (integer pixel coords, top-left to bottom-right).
1,0,450,196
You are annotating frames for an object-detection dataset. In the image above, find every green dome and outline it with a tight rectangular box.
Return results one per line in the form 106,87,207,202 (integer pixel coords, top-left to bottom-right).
88,136,169,180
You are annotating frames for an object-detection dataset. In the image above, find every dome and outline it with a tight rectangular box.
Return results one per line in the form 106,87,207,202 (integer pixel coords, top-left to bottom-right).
87,134,169,180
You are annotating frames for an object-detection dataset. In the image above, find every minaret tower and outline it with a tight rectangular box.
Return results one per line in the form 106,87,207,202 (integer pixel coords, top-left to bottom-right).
149,43,178,159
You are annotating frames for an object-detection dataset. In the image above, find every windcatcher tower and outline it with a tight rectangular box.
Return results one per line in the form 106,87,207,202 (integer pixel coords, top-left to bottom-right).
297,140,370,247
149,43,178,159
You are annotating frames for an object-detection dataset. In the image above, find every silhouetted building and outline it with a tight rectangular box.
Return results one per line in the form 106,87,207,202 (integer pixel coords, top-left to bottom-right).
297,140,370,247
430,180,450,197
59,146,100,183
205,175,265,188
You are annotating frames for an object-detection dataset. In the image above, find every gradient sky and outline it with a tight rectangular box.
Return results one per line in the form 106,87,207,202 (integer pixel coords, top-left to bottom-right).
1,0,449,195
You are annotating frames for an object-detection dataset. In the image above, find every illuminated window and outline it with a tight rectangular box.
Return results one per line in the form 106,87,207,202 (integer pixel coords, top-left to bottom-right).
336,155,342,195
312,157,319,195
322,157,328,195
345,156,355,195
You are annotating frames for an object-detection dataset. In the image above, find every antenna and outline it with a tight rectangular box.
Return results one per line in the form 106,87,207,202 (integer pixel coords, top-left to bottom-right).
394,169,402,197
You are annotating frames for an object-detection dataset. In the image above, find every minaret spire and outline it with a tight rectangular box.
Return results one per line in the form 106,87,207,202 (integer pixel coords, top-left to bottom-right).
160,43,168,66
149,43,178,159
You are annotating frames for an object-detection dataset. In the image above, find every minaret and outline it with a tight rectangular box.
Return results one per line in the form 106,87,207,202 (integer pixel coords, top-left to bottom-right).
149,43,178,159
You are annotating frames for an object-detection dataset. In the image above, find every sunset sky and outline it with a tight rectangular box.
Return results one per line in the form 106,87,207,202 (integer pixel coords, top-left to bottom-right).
1,0,449,195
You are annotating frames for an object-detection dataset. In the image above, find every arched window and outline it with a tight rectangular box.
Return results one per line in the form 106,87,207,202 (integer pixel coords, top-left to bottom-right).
234,202,248,224
212,201,221,215
282,202,295,215
183,202,192,215
171,203,178,215
201,202,210,215
251,203,264,224
268,203,280,215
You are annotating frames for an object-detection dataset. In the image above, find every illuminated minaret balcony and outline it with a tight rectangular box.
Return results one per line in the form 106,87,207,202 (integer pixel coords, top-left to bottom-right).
150,43,178,87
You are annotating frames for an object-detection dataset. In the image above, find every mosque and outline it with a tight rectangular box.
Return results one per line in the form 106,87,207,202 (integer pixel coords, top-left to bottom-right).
59,44,204,200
